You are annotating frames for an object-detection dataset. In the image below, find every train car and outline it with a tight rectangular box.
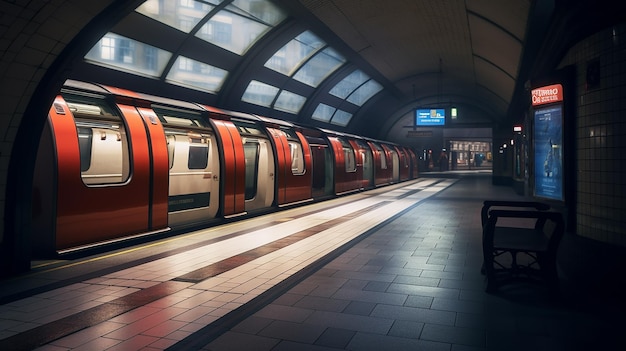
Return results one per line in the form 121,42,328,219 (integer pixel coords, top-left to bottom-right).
31,80,418,256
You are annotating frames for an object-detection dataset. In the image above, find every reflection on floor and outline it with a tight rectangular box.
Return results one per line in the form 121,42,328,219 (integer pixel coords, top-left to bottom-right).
0,174,623,351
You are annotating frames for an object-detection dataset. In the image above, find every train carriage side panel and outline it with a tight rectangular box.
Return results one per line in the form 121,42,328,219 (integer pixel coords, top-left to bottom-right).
328,136,359,195
302,131,334,199
395,146,410,181
351,139,374,190
347,139,368,190
407,148,419,179
51,96,153,250
150,106,221,227
32,101,61,255
266,127,312,206
136,107,169,230
210,119,246,217
242,136,275,211
229,118,276,212
368,141,391,186
381,143,399,183
326,136,345,194
293,130,313,201
266,128,288,205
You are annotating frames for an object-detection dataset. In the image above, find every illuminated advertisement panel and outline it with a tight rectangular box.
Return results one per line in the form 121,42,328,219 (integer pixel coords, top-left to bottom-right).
533,105,563,201
415,109,445,126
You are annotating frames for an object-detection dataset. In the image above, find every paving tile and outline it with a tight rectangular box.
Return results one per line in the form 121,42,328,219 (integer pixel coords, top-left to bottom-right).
420,323,485,347
255,304,314,323
347,331,450,351
387,283,460,299
342,301,376,316
371,304,456,326
387,319,425,339
293,295,350,312
48,321,124,348
231,316,274,334
206,331,280,351
314,327,356,348
431,297,484,314
258,320,326,343
404,295,434,308
304,310,393,334
331,288,407,306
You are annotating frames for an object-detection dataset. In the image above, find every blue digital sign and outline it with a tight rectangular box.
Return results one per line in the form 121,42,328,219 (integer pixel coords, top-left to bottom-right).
416,109,445,126
533,105,563,201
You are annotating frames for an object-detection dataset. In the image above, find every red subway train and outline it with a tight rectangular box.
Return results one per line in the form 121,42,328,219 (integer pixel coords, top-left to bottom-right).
31,80,418,256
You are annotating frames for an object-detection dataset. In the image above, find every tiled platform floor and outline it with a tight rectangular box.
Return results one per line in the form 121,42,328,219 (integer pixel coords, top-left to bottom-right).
1,172,624,350
198,173,625,351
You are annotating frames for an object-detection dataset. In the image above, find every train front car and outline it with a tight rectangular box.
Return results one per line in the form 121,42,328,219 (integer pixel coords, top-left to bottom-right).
33,81,170,255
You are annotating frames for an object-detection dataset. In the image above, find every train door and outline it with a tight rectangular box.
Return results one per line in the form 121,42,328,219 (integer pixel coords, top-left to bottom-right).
407,148,419,178
35,92,164,253
306,136,334,198
231,120,275,212
384,144,400,182
152,108,220,228
397,146,410,181
369,141,390,186
354,139,374,189
265,127,312,206
329,136,359,195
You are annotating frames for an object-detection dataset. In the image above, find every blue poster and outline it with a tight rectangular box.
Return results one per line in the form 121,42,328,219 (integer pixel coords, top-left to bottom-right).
534,106,563,200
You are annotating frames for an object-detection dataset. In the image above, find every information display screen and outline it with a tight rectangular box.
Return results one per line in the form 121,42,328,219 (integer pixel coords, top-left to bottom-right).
415,109,445,126
533,105,563,201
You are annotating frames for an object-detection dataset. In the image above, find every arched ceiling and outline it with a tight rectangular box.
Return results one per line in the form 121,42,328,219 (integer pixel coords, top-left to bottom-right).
66,0,547,140
286,0,531,122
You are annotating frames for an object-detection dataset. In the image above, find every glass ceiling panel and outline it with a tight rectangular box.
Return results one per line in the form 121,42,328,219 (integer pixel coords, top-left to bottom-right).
195,0,286,55
331,109,352,127
166,56,228,93
135,0,221,33
264,31,325,76
329,70,369,99
274,90,306,114
312,103,335,123
293,47,345,87
84,32,172,78
242,80,279,107
346,79,383,106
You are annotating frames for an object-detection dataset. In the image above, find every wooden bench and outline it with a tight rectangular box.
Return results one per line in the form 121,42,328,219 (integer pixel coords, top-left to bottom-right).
481,200,565,293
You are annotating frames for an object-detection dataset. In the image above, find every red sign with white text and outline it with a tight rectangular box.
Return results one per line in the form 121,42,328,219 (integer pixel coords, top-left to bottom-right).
531,84,563,106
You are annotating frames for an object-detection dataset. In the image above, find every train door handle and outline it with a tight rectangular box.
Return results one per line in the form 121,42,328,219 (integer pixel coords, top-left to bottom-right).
269,172,274,179
213,175,219,181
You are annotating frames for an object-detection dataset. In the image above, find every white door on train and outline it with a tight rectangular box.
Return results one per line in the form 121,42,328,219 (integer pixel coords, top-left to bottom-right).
242,137,275,211
165,130,220,227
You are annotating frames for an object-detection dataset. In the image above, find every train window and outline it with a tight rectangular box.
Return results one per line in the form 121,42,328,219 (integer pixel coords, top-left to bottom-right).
166,134,176,169
243,141,260,200
77,127,93,172
188,138,209,170
289,141,305,175
62,93,130,185
164,130,212,174
232,119,266,136
153,107,210,128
